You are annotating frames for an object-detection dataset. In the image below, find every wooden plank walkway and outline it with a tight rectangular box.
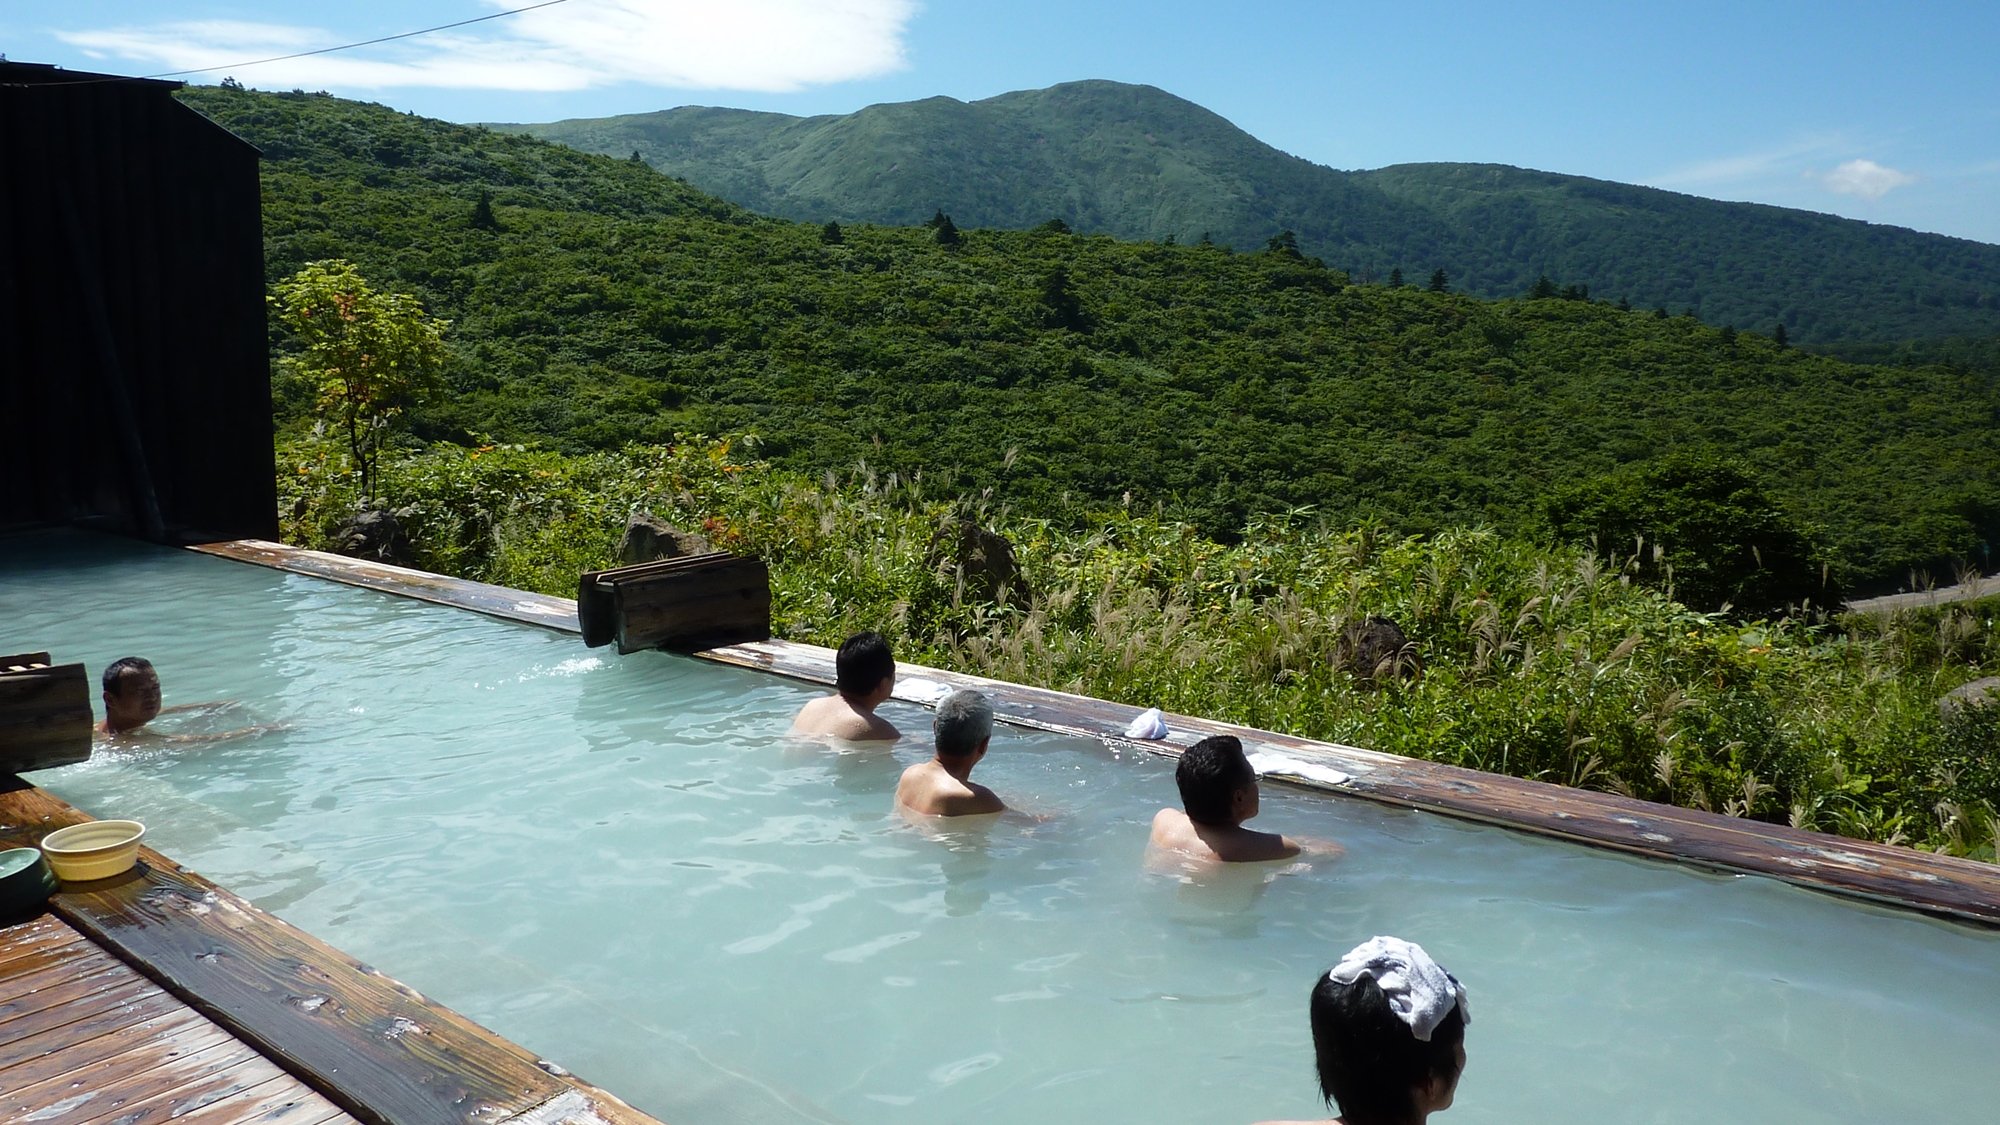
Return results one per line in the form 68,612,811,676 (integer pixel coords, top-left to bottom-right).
187,539,2000,926
0,781,667,1125
0,911,360,1125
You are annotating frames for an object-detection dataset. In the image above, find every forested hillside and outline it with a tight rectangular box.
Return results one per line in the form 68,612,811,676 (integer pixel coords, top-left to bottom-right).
499,79,2000,345
179,85,2000,592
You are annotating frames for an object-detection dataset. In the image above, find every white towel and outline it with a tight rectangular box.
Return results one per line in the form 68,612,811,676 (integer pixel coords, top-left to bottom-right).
1328,936,1469,1041
1246,750,1351,787
1123,707,1168,739
897,678,954,706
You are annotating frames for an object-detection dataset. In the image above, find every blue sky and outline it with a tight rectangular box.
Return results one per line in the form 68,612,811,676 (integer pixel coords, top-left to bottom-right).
7,1,1996,243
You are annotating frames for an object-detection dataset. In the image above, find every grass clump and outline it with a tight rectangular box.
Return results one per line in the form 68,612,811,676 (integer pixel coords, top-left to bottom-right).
280,435,2000,862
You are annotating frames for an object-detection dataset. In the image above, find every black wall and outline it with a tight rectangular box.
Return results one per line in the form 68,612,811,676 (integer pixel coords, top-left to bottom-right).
0,63,275,542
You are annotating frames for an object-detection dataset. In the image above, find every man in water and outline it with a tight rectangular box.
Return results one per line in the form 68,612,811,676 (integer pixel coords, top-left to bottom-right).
95,657,279,743
895,688,1006,816
1149,735,1340,862
791,632,901,741
1255,936,1470,1125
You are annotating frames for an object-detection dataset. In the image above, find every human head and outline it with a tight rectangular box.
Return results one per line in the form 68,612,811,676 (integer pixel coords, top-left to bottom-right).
101,657,161,732
834,632,895,701
1175,735,1258,826
1312,938,1469,1125
934,689,994,758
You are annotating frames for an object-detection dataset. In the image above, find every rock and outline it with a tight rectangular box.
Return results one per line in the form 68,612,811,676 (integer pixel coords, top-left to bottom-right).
619,512,710,565
334,508,411,565
1333,616,1422,684
927,520,1030,607
1940,676,2000,720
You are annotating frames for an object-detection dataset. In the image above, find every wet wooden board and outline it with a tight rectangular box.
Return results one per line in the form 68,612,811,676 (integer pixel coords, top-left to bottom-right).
181,539,2000,925
190,540,580,632
0,783,668,1125
0,912,361,1125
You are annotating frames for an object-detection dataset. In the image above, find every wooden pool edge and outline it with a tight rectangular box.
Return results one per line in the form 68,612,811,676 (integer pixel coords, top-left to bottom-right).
188,539,2000,929
0,780,669,1125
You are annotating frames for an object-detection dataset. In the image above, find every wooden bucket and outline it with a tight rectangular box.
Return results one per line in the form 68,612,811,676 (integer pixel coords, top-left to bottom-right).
577,554,772,654
0,653,93,773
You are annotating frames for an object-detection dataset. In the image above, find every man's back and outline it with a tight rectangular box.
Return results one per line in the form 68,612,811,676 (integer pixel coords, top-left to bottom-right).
896,759,1005,817
792,694,900,741
1148,807,1300,863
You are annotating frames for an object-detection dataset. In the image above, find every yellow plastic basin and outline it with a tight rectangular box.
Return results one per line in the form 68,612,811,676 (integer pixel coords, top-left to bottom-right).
40,820,146,882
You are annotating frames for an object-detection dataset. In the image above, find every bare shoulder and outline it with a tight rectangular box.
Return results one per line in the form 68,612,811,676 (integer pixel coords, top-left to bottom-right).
1149,807,1190,842
792,696,899,741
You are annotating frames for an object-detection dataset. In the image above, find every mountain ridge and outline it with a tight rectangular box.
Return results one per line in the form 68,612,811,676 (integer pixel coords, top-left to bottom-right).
495,79,2000,345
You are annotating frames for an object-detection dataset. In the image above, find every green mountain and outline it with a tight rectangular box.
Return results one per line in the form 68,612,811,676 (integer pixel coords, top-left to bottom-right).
177,85,2000,591
496,80,2000,346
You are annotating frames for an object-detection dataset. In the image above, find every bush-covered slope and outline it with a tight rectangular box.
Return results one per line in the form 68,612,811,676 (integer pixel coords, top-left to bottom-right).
498,79,2000,345
179,85,2000,592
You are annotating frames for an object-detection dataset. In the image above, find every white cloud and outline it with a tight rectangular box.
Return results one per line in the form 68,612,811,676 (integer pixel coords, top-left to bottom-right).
1818,158,1918,201
56,0,917,93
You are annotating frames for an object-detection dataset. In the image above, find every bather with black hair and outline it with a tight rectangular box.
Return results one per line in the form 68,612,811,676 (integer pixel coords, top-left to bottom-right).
95,656,280,744
1148,735,1341,863
1257,936,1471,1125
790,631,901,741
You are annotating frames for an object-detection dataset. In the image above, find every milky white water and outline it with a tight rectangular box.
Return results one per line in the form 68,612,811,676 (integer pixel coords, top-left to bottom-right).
6,530,1994,1125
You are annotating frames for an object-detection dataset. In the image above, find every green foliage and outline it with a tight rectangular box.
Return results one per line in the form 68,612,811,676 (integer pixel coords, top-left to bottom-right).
926,208,961,248
820,220,843,245
270,260,448,504
497,79,2000,344
178,84,2000,591
1541,453,1832,615
470,188,500,232
276,435,2000,863
1428,268,1449,293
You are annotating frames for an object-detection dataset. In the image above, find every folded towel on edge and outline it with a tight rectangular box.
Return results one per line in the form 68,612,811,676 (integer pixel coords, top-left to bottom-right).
1123,707,1169,739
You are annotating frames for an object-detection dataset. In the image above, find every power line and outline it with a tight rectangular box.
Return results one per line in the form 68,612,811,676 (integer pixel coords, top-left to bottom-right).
0,0,573,86
140,0,574,79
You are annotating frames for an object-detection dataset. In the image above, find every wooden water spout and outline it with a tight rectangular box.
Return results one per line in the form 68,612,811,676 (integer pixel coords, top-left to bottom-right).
578,553,772,654
0,653,92,773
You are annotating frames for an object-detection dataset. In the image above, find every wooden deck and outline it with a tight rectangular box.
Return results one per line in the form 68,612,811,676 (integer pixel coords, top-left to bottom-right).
189,538,2000,927
0,781,666,1125
1,911,361,1125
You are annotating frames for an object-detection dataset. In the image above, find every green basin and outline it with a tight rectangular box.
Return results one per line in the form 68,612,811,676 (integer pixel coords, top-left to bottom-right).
0,847,60,916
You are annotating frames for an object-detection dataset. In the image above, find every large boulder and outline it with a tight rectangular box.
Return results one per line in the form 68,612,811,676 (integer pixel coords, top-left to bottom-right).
619,512,711,565
1332,616,1422,685
334,508,411,565
1940,676,2000,720
927,520,1030,608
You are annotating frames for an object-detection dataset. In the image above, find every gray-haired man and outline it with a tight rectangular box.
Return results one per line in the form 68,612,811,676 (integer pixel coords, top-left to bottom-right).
895,688,1006,816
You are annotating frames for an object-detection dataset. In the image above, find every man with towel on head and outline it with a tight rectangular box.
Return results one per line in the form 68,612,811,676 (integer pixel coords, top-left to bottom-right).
1149,734,1341,862
1256,936,1471,1125
791,632,901,741
896,688,1006,816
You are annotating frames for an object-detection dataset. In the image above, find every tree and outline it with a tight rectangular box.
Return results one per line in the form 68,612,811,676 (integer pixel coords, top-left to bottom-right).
926,208,961,248
1529,274,1558,299
1541,452,1833,615
628,149,645,163
1266,230,1302,258
1036,217,1072,234
1427,268,1449,292
1774,323,1788,349
273,260,448,505
1388,267,1404,288
470,188,500,231
1040,265,1087,332
821,220,844,244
